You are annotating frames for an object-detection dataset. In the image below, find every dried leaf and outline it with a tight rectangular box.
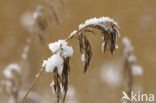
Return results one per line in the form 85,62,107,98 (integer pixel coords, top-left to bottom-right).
62,57,70,103
78,33,92,73
53,68,61,103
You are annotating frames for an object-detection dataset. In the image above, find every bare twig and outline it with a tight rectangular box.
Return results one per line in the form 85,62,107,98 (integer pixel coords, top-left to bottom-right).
20,68,44,103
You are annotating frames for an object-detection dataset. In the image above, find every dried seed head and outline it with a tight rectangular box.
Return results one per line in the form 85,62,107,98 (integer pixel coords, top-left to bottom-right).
42,17,120,103
53,68,61,103
78,33,92,73
62,57,70,103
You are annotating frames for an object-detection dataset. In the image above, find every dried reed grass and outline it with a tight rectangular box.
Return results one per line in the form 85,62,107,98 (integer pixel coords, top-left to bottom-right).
20,17,120,103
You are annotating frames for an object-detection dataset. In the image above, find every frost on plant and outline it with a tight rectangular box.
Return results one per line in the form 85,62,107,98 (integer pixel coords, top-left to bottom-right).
41,17,120,103
67,16,120,73
18,17,120,103
42,40,73,103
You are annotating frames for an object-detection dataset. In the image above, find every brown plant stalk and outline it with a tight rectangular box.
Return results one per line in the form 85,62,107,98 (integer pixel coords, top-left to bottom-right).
20,17,120,103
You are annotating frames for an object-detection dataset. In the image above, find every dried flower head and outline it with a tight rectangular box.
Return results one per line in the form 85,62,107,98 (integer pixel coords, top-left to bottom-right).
21,1,61,42
68,17,120,73
21,17,120,103
42,40,73,103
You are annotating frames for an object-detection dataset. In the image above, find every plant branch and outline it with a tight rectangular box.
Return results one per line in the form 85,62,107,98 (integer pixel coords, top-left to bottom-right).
20,67,44,103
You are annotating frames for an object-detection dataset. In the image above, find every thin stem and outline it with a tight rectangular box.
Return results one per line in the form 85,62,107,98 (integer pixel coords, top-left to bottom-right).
65,25,93,41
20,67,44,103
127,65,133,97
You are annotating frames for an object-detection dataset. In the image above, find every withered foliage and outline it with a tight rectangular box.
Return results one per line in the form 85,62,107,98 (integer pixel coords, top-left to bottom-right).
42,2,61,25
62,57,70,103
20,17,120,103
53,68,61,103
123,57,133,98
30,1,61,42
78,33,92,73
1,69,21,103
122,37,141,102
67,21,119,73
53,57,70,103
100,23,119,54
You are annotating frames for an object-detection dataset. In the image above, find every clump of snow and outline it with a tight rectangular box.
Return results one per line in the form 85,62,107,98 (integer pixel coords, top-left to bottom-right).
48,40,73,58
79,17,119,31
3,64,21,79
43,40,73,74
100,63,122,88
81,54,85,62
131,65,143,76
122,37,133,56
42,54,63,74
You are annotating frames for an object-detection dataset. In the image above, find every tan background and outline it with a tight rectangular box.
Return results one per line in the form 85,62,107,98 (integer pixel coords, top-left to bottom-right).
0,0,156,103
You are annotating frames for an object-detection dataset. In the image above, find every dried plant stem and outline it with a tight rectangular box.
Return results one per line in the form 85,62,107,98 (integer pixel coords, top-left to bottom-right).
20,68,44,103
127,65,133,98
66,25,91,41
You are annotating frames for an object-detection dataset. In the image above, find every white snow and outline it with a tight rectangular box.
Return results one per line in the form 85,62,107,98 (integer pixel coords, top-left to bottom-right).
131,65,143,76
50,80,55,94
43,40,73,74
79,17,119,31
48,40,73,58
115,44,119,49
3,64,21,79
22,45,30,59
122,37,134,56
101,42,105,52
69,30,77,38
42,54,63,74
81,54,85,62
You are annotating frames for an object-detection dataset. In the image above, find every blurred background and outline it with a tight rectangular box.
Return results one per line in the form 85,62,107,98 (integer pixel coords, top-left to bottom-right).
0,0,156,103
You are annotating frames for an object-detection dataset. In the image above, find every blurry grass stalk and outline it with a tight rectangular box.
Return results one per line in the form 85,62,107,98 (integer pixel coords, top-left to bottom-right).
122,37,143,103
20,68,44,103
